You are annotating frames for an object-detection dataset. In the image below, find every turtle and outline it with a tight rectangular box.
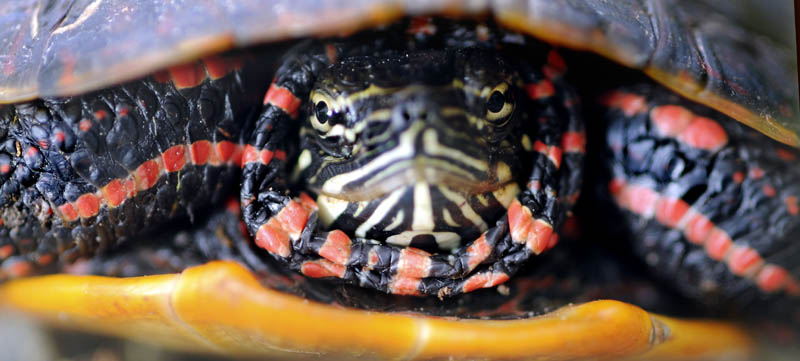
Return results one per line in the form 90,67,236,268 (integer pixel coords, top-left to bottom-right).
0,0,798,360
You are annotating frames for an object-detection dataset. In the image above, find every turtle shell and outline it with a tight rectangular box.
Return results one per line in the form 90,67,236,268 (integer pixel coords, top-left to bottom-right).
0,0,797,146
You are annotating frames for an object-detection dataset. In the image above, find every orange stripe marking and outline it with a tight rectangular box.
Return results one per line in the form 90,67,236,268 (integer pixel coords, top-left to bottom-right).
389,277,421,296
684,213,713,245
168,62,207,89
264,83,301,118
202,56,231,80
101,179,127,208
58,203,79,222
190,140,212,165
319,230,352,266
526,219,553,254
462,272,510,293
651,105,692,137
615,181,800,295
525,80,555,100
5,260,33,278
134,160,161,191
655,197,690,228
242,145,274,166
561,131,586,153
255,223,290,258
727,246,762,276
301,259,346,278
276,201,311,239
785,196,799,216
37,253,54,266
532,140,562,168
679,116,728,152
396,248,432,278
704,229,732,261
756,265,789,293
601,91,647,116
465,233,491,271
76,194,100,218
162,145,187,172
608,178,626,194
508,200,533,243
622,184,659,217
0,245,14,259
299,192,318,210
216,141,239,164
651,105,728,151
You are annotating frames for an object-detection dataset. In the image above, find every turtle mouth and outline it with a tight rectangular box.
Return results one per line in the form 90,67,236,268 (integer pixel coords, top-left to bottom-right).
311,155,515,202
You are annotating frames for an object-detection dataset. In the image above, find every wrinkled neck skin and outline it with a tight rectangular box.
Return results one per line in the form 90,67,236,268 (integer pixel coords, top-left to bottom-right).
293,44,533,252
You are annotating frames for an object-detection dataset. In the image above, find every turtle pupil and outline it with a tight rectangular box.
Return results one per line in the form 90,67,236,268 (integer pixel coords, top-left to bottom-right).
315,101,329,124
487,91,505,113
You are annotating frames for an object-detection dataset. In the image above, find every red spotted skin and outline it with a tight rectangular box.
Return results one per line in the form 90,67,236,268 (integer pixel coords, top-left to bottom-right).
600,84,800,319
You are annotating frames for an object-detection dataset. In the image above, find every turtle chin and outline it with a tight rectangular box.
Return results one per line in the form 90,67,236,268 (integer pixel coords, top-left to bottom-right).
315,177,520,252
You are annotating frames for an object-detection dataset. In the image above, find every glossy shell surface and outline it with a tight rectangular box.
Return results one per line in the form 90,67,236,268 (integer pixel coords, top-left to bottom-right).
0,0,797,145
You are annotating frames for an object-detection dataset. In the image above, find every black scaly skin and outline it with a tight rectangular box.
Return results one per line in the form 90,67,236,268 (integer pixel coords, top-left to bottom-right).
597,84,800,321
241,19,584,296
0,60,269,279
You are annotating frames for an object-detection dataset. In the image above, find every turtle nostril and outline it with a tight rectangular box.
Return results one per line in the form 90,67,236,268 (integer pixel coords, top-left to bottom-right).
402,110,412,122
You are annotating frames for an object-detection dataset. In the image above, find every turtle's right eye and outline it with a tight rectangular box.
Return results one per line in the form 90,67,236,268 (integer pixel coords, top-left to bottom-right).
309,92,335,133
315,101,330,124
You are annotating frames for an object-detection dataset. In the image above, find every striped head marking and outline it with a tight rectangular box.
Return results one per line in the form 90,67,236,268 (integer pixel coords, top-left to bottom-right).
296,47,527,251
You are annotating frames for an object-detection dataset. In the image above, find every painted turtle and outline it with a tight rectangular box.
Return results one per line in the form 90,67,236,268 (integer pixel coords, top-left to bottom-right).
0,0,797,359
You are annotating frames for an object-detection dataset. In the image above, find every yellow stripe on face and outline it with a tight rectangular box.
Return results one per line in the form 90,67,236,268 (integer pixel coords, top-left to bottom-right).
422,128,489,173
354,187,406,237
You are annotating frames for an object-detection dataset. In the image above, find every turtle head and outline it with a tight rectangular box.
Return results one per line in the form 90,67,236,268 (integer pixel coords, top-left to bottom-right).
296,47,526,250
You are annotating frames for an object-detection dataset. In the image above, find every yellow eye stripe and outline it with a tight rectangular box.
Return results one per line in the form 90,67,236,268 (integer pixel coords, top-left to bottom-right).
309,80,516,138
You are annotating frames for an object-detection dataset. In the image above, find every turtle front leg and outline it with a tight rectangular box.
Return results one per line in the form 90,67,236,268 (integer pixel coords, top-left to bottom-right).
598,83,800,322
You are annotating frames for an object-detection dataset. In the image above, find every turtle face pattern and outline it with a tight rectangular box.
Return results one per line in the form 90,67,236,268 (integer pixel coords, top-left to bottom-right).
240,21,585,296
299,48,524,251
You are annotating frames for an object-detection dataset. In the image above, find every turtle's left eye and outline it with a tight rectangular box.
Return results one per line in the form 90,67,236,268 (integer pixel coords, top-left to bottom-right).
486,83,514,123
